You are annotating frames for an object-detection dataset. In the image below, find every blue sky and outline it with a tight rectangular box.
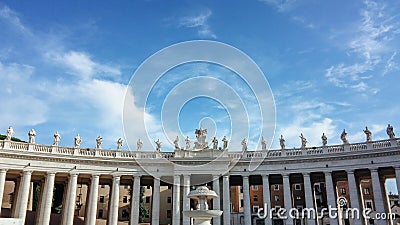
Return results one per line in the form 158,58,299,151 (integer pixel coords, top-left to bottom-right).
0,0,399,157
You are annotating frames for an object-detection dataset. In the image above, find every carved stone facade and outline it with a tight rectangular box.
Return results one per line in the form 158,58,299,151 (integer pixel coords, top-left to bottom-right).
0,133,399,225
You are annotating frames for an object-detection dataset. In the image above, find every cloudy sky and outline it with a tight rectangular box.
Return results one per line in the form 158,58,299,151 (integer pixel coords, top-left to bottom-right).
0,0,399,159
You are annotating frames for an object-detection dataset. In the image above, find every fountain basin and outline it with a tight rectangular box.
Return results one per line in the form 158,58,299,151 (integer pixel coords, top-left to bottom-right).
183,210,223,218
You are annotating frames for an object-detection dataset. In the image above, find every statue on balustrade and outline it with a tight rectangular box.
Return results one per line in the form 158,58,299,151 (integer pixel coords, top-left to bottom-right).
321,133,327,146
212,136,218,150
194,128,209,149
117,138,123,150
96,136,102,149
75,134,82,148
279,135,285,149
241,138,247,151
155,139,162,152
28,129,36,144
6,126,14,141
137,138,143,151
387,124,395,139
300,133,307,148
174,136,180,150
364,126,372,142
341,129,349,144
185,136,191,150
53,131,61,146
261,136,267,150
222,136,228,149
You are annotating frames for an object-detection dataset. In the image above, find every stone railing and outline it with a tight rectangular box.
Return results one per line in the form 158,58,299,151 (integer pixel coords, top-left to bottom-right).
0,137,399,161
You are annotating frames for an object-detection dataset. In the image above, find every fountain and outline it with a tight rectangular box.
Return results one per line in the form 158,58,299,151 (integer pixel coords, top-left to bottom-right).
183,186,223,225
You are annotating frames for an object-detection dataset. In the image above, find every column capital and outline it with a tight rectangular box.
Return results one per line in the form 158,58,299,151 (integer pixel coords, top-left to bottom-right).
0,168,8,173
346,169,355,174
70,172,79,177
324,171,333,176
213,175,220,179
113,175,121,180
370,168,379,173
133,174,141,179
282,173,290,178
91,174,100,177
223,174,230,179
22,170,33,175
46,172,56,176
302,172,310,177
242,174,249,179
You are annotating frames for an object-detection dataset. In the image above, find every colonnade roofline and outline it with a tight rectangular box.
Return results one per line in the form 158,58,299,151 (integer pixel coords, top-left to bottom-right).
0,137,399,161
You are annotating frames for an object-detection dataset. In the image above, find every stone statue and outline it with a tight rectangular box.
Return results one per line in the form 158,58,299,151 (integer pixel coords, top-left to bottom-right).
341,129,349,144
241,138,247,151
28,129,36,144
261,136,267,150
53,131,61,146
194,128,208,149
117,138,123,150
96,136,102,149
387,124,395,139
300,133,307,148
364,126,372,142
6,126,14,141
74,134,82,148
222,136,228,149
174,136,180,150
279,135,285,149
137,138,143,151
155,139,162,152
321,133,327,146
212,137,218,150
185,136,191,150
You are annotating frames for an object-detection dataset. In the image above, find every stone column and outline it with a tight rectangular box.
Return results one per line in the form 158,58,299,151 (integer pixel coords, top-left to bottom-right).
370,169,386,225
130,175,141,225
395,167,400,203
213,175,221,225
262,175,272,225
0,169,7,217
183,175,191,225
222,175,231,225
347,170,362,225
13,170,32,224
173,175,181,225
324,172,338,225
243,175,252,225
152,177,160,225
283,174,293,225
85,174,99,225
37,172,56,225
109,175,120,225
303,173,315,225
62,173,78,225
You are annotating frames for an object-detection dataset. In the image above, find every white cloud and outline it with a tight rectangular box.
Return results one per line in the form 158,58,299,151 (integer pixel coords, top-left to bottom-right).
383,51,398,75
179,9,216,38
292,16,315,29
0,62,48,128
325,0,399,92
259,0,298,12
45,50,121,80
278,118,336,148
0,5,31,35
